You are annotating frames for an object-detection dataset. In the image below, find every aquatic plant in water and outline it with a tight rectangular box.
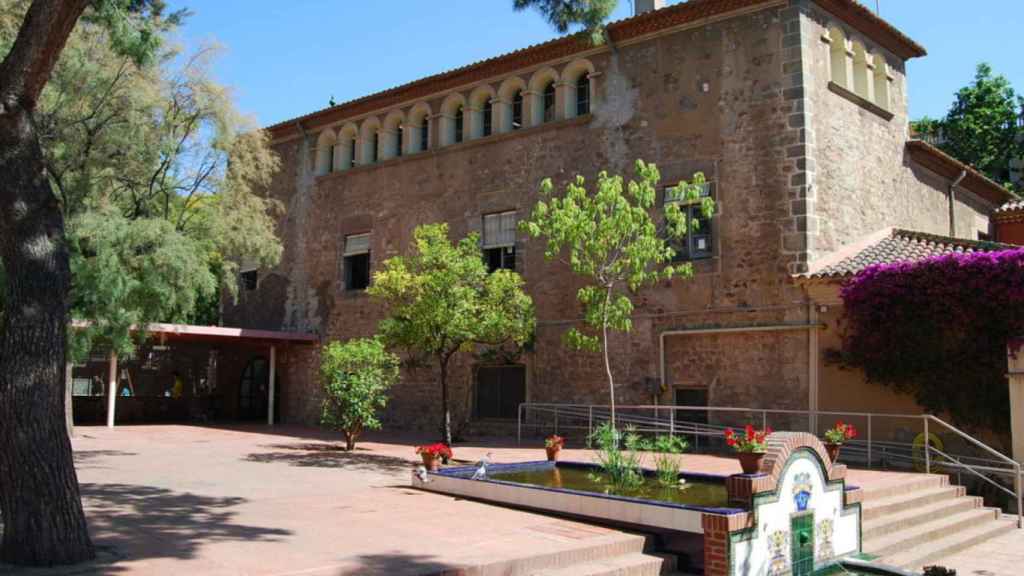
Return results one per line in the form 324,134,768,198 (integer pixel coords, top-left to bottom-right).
588,423,645,492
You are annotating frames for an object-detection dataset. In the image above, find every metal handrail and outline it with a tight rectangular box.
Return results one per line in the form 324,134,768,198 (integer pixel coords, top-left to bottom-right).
517,402,1023,528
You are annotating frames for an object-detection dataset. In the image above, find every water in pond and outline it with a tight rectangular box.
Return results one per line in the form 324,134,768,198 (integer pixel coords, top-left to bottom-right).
487,466,729,507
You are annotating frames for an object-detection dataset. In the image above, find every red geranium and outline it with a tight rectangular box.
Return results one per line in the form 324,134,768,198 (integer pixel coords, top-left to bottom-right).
724,424,772,453
416,443,453,459
824,421,857,444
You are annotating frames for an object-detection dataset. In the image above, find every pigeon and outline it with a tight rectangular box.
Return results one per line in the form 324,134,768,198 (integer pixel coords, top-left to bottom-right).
471,452,493,481
415,465,429,483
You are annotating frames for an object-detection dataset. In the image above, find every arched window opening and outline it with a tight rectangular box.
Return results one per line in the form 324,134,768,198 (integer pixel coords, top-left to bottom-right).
396,125,404,157
512,90,523,130
575,74,590,116
829,27,848,89
371,132,379,163
542,81,556,123
349,136,357,167
852,43,869,99
873,54,889,109
455,105,464,144
482,100,493,137
315,130,337,175
420,116,429,151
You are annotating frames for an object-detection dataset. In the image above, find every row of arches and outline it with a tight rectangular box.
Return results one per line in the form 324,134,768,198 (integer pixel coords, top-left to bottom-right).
827,26,891,110
315,58,596,175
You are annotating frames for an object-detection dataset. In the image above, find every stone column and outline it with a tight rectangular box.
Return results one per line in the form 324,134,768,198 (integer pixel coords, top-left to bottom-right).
1009,341,1024,462
268,345,277,426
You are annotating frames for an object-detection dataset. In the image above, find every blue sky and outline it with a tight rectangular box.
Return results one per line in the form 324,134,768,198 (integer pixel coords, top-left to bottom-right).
170,1,1023,127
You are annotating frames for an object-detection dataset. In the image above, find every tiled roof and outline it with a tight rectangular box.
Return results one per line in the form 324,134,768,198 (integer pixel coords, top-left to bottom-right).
997,199,1024,214
802,228,1014,281
905,140,1013,206
265,0,926,140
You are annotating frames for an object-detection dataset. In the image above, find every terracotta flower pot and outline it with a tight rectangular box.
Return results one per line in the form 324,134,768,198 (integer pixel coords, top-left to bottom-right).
421,452,441,472
546,446,561,461
825,442,842,463
738,451,766,474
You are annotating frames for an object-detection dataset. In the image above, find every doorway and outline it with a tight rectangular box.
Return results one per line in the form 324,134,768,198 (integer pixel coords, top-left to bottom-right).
239,356,280,422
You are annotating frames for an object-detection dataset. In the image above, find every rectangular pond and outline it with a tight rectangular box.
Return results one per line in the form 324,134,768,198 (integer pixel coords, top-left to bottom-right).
414,460,744,534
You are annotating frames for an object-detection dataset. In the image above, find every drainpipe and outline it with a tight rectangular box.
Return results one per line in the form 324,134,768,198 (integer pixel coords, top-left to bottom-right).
658,323,824,395
948,170,967,237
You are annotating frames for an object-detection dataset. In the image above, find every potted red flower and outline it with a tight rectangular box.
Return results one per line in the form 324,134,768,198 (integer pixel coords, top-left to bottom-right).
544,434,565,461
416,443,453,472
725,425,772,474
822,421,857,462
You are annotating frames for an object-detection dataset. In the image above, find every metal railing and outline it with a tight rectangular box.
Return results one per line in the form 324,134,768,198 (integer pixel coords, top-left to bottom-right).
517,402,1023,528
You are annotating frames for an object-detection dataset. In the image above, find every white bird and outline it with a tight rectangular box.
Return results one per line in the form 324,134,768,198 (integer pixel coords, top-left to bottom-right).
471,452,493,481
415,465,430,483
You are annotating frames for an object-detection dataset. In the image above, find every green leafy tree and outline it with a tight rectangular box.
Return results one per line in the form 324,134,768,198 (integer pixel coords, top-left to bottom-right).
319,338,400,451
916,63,1023,190
521,160,712,427
513,0,618,45
369,223,535,446
0,0,186,565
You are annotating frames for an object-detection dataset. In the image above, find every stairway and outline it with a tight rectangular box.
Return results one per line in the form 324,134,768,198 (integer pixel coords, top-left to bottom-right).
527,535,678,576
861,473,1017,570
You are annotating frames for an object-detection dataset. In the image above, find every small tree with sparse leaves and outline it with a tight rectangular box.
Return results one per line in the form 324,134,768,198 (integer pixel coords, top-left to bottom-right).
319,337,400,451
521,160,713,427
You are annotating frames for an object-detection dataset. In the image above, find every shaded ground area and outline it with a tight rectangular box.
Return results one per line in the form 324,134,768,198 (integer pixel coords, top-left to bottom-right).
0,425,637,575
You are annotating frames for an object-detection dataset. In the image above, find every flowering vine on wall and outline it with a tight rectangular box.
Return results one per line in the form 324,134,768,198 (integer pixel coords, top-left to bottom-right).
839,248,1024,435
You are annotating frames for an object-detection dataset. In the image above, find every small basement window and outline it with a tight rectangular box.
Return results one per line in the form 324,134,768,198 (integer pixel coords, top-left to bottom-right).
664,182,714,261
482,211,516,272
240,267,258,291
475,365,526,420
343,233,371,291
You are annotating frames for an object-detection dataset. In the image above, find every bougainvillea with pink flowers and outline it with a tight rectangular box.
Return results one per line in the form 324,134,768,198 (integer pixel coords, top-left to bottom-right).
839,248,1024,434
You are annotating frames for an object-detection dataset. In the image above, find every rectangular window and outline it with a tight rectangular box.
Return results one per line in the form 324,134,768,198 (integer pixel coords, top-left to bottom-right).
475,365,526,419
343,233,371,291
482,210,517,272
240,265,258,291
420,118,429,151
664,182,714,261
673,387,709,426
482,101,493,137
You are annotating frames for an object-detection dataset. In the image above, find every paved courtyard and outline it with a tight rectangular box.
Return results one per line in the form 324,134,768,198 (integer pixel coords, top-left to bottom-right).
1,424,1022,575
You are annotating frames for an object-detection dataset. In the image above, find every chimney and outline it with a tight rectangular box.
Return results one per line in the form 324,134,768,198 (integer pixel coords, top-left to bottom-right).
635,0,666,15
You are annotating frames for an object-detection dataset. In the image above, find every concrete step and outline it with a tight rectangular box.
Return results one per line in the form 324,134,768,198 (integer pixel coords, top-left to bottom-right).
865,507,1001,557
861,484,965,521
863,494,983,539
859,474,948,503
530,552,666,576
481,533,650,576
884,517,1018,570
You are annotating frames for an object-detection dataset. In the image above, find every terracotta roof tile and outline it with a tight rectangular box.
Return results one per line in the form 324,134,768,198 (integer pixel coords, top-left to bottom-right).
265,0,926,140
802,229,1014,280
997,199,1024,214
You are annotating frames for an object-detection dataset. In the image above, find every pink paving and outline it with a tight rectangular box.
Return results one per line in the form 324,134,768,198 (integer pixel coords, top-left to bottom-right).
3,425,1017,575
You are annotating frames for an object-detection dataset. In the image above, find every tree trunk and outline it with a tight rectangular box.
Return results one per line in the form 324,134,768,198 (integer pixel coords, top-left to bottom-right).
0,0,96,565
439,355,452,451
602,286,616,430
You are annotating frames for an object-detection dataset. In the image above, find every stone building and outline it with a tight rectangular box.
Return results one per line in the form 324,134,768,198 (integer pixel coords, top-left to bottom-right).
224,0,1013,435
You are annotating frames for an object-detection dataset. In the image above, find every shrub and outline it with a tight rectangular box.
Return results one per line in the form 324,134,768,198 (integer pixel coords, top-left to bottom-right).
725,425,772,453
588,423,645,492
319,337,400,451
647,435,689,487
840,248,1024,435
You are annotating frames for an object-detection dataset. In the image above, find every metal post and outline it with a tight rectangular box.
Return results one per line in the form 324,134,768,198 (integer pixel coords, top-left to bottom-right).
762,410,768,432
517,404,523,446
867,414,873,469
588,405,593,438
1016,468,1022,529
267,345,276,426
106,352,118,428
669,408,675,437
924,417,931,474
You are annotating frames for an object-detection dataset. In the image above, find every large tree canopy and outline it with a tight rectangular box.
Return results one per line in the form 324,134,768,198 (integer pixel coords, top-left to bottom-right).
513,0,618,44
840,248,1024,438
912,63,1023,191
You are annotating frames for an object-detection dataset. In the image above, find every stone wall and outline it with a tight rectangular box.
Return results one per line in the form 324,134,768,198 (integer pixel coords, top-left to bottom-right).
802,2,997,259
225,1,998,431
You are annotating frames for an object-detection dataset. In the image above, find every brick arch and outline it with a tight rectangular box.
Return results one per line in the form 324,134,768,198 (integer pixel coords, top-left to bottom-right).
758,431,838,484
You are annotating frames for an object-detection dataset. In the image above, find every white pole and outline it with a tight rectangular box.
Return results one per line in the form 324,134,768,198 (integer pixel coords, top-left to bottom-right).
106,352,118,428
267,345,276,426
